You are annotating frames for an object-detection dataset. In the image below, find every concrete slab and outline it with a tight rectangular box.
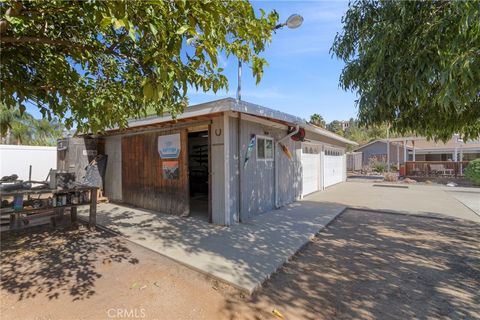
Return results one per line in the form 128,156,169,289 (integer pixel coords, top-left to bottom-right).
446,190,480,216
79,201,345,293
306,181,480,223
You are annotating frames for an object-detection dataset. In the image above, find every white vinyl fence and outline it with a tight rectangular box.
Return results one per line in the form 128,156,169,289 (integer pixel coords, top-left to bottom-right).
0,145,57,181
346,152,363,172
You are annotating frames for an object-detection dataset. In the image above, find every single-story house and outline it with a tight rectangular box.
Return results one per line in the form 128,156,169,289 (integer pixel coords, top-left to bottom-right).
407,139,480,161
355,139,411,167
355,137,480,166
75,98,355,226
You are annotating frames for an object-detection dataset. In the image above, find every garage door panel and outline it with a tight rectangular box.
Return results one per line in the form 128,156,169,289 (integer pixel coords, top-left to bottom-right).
324,149,344,188
301,143,321,196
302,153,320,196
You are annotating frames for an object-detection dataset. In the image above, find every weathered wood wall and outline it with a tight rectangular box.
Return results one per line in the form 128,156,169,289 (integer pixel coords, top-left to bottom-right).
121,130,189,216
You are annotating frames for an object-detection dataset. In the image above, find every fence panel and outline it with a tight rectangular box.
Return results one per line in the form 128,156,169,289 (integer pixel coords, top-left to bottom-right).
405,161,470,177
347,152,362,171
0,145,57,181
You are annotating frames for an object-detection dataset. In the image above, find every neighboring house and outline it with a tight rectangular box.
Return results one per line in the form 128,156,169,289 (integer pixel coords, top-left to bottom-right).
340,121,350,131
355,140,411,167
72,98,356,226
408,139,480,161
355,138,480,166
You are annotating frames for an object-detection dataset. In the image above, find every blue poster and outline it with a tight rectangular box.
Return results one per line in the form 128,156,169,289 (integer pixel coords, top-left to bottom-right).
158,134,181,159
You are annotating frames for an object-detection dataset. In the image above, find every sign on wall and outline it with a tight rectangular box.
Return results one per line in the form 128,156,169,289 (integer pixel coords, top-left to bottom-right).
158,134,181,159
162,160,179,180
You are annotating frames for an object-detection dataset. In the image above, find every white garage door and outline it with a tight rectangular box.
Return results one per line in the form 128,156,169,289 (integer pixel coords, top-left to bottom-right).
324,148,344,188
302,144,321,196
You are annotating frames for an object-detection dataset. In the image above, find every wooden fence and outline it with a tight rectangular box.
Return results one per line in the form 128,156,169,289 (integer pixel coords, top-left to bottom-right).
404,161,470,177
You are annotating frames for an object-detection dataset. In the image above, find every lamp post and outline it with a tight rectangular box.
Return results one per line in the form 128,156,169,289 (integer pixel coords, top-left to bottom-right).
236,14,304,101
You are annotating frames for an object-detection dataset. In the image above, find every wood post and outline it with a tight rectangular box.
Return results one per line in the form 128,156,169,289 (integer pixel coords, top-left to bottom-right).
70,206,78,225
89,188,97,229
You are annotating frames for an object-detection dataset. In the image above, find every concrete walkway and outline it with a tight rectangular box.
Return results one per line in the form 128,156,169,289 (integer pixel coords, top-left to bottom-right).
79,201,345,293
306,181,480,223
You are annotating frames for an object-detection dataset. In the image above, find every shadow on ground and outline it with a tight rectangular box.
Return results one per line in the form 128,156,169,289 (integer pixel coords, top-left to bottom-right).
221,209,480,320
0,225,139,301
78,201,344,292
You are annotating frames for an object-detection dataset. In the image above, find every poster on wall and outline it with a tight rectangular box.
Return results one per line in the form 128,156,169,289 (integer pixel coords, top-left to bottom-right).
158,133,181,159
163,160,179,180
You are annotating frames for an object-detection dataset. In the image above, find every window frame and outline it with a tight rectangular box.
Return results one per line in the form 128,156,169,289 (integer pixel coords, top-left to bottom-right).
256,135,274,161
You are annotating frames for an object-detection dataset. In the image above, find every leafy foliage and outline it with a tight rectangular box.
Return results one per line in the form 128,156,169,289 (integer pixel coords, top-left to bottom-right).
0,104,65,146
309,113,326,128
464,159,480,185
0,1,279,132
327,120,344,136
370,158,387,173
331,0,480,141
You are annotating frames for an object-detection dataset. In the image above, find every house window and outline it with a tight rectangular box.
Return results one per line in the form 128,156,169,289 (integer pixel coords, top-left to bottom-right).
257,136,274,160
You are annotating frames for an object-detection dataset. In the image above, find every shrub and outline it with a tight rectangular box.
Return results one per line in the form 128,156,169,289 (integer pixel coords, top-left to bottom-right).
465,159,480,185
373,161,387,173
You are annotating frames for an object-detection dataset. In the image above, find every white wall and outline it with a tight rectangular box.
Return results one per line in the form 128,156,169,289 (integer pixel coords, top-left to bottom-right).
0,145,57,181
211,115,228,225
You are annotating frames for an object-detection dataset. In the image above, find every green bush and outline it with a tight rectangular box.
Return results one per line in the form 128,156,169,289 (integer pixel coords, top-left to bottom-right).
373,161,387,173
465,159,480,185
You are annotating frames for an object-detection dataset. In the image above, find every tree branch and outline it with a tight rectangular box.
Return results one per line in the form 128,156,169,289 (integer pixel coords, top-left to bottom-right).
1,36,142,66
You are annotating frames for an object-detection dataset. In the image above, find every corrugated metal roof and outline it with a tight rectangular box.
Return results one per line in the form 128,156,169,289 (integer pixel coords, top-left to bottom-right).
110,98,358,146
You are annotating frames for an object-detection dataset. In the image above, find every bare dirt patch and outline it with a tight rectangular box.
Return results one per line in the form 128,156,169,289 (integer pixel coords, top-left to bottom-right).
1,210,479,320
227,210,480,320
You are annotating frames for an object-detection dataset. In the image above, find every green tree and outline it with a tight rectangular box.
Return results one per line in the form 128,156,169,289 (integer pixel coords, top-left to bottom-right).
0,104,64,146
0,1,279,132
327,120,344,136
331,0,480,141
31,118,64,146
309,113,326,128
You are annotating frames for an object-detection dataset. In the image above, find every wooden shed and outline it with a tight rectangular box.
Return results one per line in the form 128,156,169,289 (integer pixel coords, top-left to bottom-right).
96,98,356,225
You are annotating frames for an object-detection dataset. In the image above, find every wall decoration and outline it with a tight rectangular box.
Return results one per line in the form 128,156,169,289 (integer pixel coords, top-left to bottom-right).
279,142,293,160
162,160,179,180
244,134,256,168
158,133,181,159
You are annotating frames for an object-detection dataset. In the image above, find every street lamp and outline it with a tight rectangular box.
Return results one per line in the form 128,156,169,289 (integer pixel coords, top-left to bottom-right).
275,14,304,30
236,14,304,101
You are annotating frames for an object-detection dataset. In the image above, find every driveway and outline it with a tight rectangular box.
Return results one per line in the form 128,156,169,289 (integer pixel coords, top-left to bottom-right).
306,181,480,223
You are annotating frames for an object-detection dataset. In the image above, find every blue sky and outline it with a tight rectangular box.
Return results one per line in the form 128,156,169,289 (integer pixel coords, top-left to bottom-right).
188,0,358,123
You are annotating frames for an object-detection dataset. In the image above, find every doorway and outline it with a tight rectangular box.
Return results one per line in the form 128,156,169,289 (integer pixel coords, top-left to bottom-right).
188,130,210,221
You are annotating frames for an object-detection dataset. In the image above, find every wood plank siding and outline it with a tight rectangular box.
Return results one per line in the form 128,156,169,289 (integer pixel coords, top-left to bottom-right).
121,130,189,216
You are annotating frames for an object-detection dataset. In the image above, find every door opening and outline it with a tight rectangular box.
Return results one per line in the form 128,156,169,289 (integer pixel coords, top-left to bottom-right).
188,130,209,221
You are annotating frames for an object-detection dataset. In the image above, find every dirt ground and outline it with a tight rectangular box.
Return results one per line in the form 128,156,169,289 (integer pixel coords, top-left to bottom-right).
1,209,479,320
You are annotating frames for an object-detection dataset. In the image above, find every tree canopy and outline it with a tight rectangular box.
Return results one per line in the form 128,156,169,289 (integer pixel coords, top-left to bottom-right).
0,104,65,146
331,0,480,141
0,1,278,132
309,113,326,128
327,120,344,136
